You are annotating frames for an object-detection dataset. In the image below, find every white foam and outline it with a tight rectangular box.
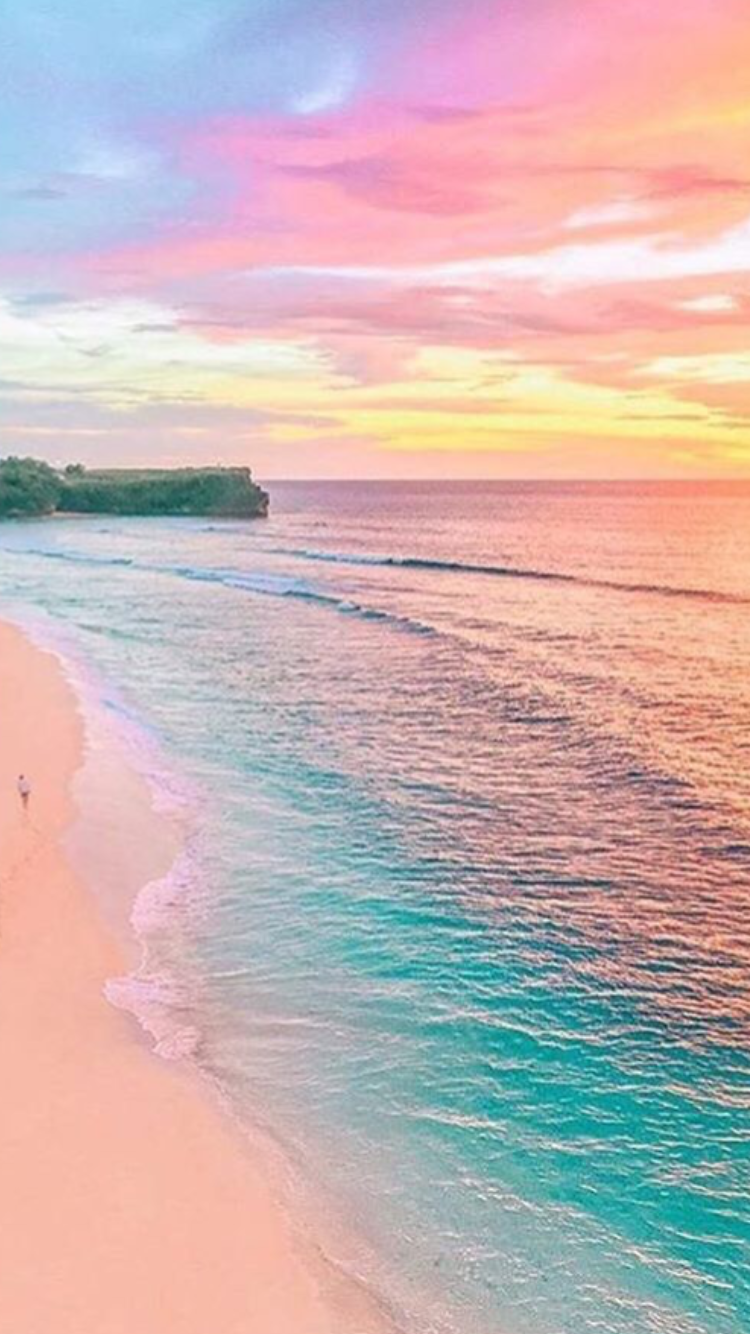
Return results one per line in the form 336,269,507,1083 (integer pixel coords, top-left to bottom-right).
0,600,210,1064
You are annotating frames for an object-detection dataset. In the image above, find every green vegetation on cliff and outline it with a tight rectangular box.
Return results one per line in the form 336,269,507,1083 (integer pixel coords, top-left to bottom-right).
0,457,61,517
0,458,269,519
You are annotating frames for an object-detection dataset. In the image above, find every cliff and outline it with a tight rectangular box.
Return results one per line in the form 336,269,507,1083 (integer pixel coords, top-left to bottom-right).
0,459,269,520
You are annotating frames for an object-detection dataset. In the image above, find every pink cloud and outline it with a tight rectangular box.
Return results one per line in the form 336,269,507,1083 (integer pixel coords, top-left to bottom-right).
5,0,750,472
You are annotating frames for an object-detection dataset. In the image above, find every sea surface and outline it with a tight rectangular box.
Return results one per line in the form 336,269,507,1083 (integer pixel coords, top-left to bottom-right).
0,480,748,1334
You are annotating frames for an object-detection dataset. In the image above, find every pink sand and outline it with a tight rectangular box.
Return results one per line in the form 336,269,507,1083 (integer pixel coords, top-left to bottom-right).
0,619,391,1334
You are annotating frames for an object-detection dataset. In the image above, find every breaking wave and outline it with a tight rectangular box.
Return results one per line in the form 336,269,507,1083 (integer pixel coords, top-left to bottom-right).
270,547,749,606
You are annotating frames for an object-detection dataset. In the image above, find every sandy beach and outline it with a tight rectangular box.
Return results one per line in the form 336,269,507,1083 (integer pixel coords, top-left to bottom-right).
0,619,387,1334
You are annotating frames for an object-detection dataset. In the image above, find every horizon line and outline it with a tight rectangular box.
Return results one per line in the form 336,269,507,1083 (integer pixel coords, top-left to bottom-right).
257,475,750,484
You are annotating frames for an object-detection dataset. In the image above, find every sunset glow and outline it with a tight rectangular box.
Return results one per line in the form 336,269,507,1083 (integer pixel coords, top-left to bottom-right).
2,0,749,476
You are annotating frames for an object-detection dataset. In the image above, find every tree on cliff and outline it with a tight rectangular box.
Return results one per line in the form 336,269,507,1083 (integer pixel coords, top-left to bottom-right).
0,457,269,519
0,457,61,517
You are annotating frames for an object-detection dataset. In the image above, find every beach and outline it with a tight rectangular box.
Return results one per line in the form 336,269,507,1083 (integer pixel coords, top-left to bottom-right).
0,618,388,1334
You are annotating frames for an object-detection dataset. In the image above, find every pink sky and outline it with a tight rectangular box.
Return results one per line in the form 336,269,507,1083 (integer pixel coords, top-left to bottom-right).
1,0,749,476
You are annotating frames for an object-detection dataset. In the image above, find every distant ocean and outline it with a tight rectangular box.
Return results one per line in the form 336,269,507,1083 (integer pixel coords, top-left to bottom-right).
1,480,748,1334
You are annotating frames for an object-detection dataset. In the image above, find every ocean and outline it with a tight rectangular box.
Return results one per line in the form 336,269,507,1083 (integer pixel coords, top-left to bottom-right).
0,480,748,1334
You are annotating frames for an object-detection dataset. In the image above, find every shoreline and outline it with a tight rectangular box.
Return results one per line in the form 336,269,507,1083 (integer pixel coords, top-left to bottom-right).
0,617,393,1334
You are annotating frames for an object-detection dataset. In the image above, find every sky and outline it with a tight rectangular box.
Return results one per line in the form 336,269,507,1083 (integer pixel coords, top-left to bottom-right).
1,0,749,479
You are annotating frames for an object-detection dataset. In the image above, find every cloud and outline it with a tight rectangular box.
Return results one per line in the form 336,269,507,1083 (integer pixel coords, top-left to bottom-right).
287,212,750,290
678,293,738,312
280,153,495,215
639,352,750,384
3,0,750,474
292,50,360,114
565,198,660,229
644,165,750,200
11,291,75,310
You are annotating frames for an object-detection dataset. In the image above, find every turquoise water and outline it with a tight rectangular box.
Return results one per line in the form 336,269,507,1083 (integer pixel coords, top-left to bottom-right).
0,481,748,1334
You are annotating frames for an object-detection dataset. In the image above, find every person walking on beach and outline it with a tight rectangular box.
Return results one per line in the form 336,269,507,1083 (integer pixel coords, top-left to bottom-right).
17,774,31,809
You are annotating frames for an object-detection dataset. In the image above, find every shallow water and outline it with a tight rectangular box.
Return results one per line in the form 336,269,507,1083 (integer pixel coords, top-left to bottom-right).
1,481,748,1334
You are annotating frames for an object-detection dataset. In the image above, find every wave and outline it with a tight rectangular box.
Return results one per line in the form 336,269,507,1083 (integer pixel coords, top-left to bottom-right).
21,540,748,607
178,565,437,635
20,538,747,624
31,549,135,568
16,545,436,634
271,547,749,606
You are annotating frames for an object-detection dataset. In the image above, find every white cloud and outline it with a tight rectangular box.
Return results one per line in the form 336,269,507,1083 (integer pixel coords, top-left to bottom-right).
289,213,750,292
0,296,325,407
292,50,358,115
565,197,658,229
639,352,750,383
677,293,738,313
